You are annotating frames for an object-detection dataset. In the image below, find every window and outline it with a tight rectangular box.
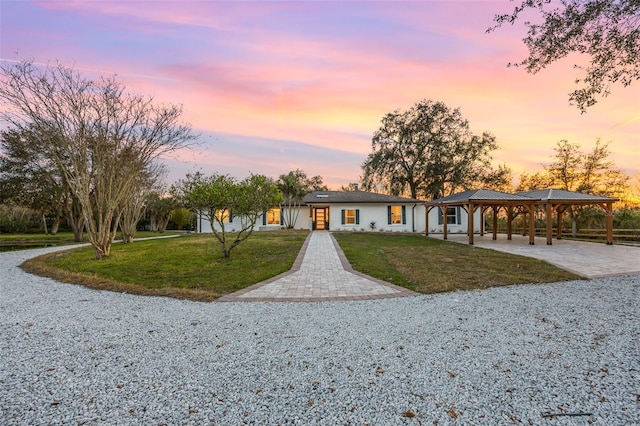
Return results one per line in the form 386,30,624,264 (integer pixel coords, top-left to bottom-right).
264,208,281,225
341,209,359,225
388,205,406,225
438,207,461,225
215,209,230,222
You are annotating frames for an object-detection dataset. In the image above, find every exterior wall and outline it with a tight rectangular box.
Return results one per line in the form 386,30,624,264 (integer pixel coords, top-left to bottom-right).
426,206,483,234
196,214,251,233
328,204,425,233
195,204,427,233
196,207,311,233
280,206,312,230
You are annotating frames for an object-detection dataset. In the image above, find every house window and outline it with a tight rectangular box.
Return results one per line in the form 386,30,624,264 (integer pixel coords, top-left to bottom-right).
438,207,461,225
265,208,281,225
388,205,406,225
215,209,230,222
341,209,359,225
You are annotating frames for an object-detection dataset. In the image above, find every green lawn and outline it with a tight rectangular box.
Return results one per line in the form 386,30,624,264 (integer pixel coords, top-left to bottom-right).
22,230,309,301
21,230,581,302
333,232,581,293
0,230,182,252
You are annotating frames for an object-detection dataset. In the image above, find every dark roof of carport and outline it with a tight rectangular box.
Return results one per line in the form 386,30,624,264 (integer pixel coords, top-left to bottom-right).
425,189,539,205
516,189,618,202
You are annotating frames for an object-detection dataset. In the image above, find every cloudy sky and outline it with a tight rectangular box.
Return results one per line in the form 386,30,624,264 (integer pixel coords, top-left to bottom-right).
1,0,638,189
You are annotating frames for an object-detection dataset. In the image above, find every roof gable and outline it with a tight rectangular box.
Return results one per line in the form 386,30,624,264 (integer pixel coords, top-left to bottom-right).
303,190,422,204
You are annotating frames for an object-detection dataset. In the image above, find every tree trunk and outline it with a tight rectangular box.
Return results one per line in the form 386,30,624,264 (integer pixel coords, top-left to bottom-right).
64,195,85,242
72,223,84,242
51,216,60,235
568,207,578,237
93,243,111,260
42,213,48,234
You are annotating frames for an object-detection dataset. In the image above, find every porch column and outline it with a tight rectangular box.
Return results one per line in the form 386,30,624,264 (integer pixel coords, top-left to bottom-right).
468,202,475,245
522,210,527,236
545,202,553,245
606,202,614,245
528,204,535,245
506,206,513,240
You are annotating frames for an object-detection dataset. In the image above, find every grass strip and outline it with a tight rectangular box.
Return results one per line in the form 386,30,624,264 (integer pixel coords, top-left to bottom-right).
333,232,582,293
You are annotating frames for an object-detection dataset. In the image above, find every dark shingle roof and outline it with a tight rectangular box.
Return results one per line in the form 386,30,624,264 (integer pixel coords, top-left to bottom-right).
516,189,618,202
303,190,422,204
426,189,538,205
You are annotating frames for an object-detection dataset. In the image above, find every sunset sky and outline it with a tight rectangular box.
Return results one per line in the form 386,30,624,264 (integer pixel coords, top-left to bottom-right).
1,0,638,190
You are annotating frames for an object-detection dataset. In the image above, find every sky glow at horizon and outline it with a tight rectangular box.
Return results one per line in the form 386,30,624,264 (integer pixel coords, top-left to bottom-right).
1,0,638,190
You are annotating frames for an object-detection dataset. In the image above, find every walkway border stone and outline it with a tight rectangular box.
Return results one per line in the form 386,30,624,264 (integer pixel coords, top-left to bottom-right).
218,232,417,302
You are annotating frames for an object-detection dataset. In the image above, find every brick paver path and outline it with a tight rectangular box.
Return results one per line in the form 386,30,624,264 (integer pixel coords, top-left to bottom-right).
218,231,417,302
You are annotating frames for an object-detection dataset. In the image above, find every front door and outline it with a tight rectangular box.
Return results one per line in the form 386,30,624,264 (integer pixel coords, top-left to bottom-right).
313,207,329,230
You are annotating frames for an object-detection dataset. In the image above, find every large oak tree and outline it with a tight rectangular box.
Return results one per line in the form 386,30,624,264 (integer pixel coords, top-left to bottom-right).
362,99,510,200
489,0,640,111
0,60,195,258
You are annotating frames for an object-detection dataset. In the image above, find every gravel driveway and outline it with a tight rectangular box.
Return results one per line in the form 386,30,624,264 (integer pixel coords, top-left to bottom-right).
1,246,638,425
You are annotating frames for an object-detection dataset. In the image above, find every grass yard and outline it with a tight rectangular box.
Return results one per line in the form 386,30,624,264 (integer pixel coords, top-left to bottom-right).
22,230,309,301
333,232,581,293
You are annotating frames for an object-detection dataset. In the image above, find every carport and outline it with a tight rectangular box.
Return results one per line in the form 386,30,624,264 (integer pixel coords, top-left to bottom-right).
517,189,618,245
425,189,540,245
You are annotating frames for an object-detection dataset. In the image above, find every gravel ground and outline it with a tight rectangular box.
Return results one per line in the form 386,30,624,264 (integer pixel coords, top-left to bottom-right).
1,246,639,425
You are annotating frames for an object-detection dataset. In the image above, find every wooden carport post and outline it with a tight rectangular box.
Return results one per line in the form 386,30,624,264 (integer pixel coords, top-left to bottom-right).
545,202,553,245
425,206,430,236
606,202,614,245
492,205,498,240
468,202,475,245
441,206,448,240
556,206,564,240
528,203,535,245
506,206,513,240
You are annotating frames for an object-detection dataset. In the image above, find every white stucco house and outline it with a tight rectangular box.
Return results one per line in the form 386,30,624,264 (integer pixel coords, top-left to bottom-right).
195,187,484,235
426,204,484,234
302,189,425,232
196,188,427,233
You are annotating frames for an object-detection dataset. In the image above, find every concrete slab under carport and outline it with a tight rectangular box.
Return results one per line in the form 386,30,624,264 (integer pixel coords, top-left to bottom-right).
427,233,640,278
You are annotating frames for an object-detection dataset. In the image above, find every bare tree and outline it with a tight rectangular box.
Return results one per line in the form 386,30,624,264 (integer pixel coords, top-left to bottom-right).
518,139,629,235
0,60,195,258
119,163,166,243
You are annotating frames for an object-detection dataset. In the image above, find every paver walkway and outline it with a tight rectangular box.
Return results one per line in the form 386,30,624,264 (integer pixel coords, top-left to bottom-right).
218,231,417,302
429,233,640,278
